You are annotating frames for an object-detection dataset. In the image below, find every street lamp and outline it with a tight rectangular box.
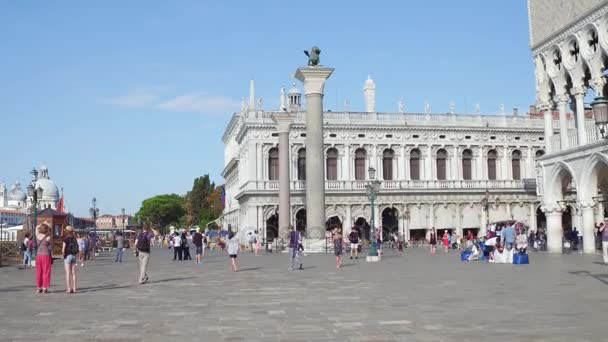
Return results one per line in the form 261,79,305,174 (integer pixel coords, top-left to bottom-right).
27,167,43,261
365,167,381,257
121,208,125,236
592,96,608,138
480,189,500,234
89,197,99,239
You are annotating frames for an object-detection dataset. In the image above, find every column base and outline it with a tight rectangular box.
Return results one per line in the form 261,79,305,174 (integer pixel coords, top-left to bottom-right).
302,238,330,253
366,255,381,262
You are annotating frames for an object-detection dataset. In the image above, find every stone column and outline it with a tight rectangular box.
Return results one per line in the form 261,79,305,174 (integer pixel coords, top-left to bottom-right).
573,87,587,146
581,202,596,254
556,95,569,150
545,207,563,253
480,206,487,237
256,144,263,182
272,113,294,240
542,108,554,154
295,67,334,240
529,202,537,231
344,205,352,234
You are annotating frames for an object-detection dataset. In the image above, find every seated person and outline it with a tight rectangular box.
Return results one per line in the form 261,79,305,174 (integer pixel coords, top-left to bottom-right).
492,243,509,263
516,232,528,253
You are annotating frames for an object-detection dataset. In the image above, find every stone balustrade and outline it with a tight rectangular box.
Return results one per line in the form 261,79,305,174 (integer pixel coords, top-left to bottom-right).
240,179,528,192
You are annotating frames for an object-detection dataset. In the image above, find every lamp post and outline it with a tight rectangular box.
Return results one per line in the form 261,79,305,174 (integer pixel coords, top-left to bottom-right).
27,167,43,261
89,197,99,239
592,96,608,138
365,167,381,257
121,208,125,236
480,189,500,235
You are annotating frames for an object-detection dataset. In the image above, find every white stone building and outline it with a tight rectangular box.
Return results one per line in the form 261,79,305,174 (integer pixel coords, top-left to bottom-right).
0,165,62,213
529,0,608,253
221,77,559,242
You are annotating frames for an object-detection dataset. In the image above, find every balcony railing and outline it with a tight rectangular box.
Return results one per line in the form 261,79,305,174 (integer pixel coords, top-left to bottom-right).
240,179,527,192
548,124,601,153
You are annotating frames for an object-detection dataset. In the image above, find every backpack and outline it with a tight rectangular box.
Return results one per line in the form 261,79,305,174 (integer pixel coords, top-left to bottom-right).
20,242,27,252
349,232,358,244
65,237,79,255
136,232,150,252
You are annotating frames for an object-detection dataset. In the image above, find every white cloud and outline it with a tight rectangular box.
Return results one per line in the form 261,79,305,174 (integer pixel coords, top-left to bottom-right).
106,88,239,115
157,91,240,114
106,88,158,107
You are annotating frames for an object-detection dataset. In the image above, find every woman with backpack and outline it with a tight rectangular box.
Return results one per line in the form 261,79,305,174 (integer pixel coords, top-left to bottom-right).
63,226,79,293
181,232,192,261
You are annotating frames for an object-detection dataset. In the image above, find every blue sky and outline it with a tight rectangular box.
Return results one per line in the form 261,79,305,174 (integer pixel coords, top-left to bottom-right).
1,1,534,217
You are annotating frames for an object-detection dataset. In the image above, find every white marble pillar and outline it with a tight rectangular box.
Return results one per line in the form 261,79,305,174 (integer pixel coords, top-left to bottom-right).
596,202,605,223
526,147,534,178
581,202,596,254
344,205,352,234
456,204,462,236
403,209,410,241
295,66,334,240
399,146,406,180
429,204,435,228
556,95,569,150
529,203,537,231
545,208,563,253
343,145,351,180
500,149,509,180
543,107,554,153
425,147,432,180
573,87,587,146
480,207,487,237
272,113,294,240
398,212,404,237
257,144,263,183
404,149,411,180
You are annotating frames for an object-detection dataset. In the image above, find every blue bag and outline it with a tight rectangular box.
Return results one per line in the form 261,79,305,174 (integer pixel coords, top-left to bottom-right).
513,252,529,264
460,250,472,261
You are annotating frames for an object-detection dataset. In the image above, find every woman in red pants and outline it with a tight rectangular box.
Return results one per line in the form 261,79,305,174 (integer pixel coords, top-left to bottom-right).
35,222,53,294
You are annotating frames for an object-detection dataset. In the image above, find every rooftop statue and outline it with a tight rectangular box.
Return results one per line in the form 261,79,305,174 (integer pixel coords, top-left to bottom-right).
304,46,321,66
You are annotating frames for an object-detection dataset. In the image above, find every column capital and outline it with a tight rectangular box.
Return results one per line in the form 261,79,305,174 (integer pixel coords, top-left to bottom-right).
272,113,294,133
541,204,563,215
572,85,588,97
590,76,606,97
553,93,569,104
295,67,335,95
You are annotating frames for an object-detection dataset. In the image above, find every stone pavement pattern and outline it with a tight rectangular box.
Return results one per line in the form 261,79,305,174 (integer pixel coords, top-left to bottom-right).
1,247,608,341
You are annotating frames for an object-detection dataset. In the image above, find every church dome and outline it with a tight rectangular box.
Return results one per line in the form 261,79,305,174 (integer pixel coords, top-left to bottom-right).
8,184,26,202
288,82,301,95
35,178,59,201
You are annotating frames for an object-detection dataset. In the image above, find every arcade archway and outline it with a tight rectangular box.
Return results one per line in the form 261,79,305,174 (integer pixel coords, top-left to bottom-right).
354,217,370,241
381,207,399,240
295,209,307,235
326,216,342,232
266,214,278,242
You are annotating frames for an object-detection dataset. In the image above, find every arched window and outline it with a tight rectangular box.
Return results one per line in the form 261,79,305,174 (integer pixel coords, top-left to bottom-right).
383,149,394,180
462,149,472,180
297,148,306,180
268,148,279,180
487,149,497,180
410,148,421,180
326,148,338,180
512,150,521,180
355,148,367,180
535,150,545,158
436,149,447,180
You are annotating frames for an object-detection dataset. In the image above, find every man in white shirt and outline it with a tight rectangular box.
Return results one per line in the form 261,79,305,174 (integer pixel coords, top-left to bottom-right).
173,233,182,260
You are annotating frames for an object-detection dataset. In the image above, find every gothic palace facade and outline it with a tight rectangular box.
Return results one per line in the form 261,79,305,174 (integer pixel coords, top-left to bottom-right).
221,79,553,242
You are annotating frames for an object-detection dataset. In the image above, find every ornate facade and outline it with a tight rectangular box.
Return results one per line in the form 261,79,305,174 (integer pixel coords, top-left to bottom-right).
222,77,555,242
530,0,608,253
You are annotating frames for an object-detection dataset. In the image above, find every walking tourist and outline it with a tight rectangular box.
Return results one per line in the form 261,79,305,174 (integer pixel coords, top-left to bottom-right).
22,233,31,268
83,235,90,261
173,232,182,261
288,225,299,271
442,230,449,253
193,228,204,264
115,232,125,263
571,227,579,250
35,222,52,294
428,228,437,255
135,225,152,284
598,222,608,263
333,228,343,268
248,231,258,254
397,232,404,255
62,226,79,293
77,233,85,267
255,231,261,255
501,223,515,251
181,232,192,261
375,228,382,257
227,231,239,272
348,227,360,259
297,232,305,270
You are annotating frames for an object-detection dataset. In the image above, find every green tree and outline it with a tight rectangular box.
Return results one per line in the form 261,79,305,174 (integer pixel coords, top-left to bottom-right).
198,185,224,227
185,175,215,226
135,194,186,234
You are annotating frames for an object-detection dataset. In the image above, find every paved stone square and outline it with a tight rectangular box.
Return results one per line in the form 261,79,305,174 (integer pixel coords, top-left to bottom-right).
1,247,608,341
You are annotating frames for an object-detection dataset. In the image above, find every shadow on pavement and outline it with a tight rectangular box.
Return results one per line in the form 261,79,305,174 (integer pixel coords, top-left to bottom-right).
146,276,197,284
79,284,133,293
238,267,261,272
569,270,608,286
